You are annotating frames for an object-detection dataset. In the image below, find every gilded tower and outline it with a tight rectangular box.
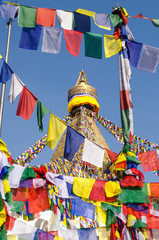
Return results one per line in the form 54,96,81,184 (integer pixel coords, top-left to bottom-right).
51,70,110,168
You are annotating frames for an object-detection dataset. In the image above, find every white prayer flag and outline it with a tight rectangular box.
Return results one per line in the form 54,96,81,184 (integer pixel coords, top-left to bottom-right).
82,138,105,168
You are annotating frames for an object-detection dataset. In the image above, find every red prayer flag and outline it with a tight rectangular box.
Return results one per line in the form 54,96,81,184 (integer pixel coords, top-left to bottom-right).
64,29,82,57
28,185,49,213
106,149,118,164
5,215,15,231
138,150,159,172
89,180,115,202
132,13,150,20
16,86,37,120
149,183,159,197
120,8,128,25
120,176,143,188
36,8,56,27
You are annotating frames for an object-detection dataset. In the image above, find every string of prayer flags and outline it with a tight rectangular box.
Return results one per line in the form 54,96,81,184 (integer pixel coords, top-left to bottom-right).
64,126,85,161
119,47,133,145
93,13,111,30
56,10,75,30
47,113,67,150
126,40,159,73
36,8,56,27
16,86,37,120
64,29,82,57
104,35,122,58
37,100,50,132
0,3,17,19
19,25,42,50
8,73,24,103
41,27,62,54
18,5,37,28
74,12,91,32
138,150,159,172
84,32,103,59
151,18,159,27
82,138,105,167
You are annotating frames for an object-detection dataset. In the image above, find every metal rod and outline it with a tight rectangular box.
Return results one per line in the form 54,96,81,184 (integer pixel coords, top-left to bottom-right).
0,18,12,137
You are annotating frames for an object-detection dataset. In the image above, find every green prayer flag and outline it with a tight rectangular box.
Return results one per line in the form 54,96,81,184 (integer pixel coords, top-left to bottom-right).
10,201,24,213
151,18,159,27
0,194,4,212
119,183,150,204
126,155,141,164
21,167,37,181
133,219,147,228
0,224,7,240
18,5,37,28
109,14,123,28
37,100,50,132
84,32,103,59
101,202,121,215
106,209,116,227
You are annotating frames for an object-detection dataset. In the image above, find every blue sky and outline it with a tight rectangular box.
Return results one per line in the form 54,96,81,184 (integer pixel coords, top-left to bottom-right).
0,0,159,182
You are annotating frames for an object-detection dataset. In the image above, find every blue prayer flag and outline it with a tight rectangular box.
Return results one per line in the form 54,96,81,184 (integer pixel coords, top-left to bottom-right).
64,126,85,161
126,40,142,68
78,228,98,240
0,3,17,19
19,25,42,50
74,12,91,32
0,61,13,83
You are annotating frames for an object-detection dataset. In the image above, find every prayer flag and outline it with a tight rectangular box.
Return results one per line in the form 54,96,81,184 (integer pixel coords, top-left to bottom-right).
0,61,13,83
64,126,85,161
73,177,95,199
16,86,37,120
151,18,159,27
0,152,10,179
42,27,62,54
94,13,111,30
109,14,123,28
8,73,24,103
76,8,95,17
82,138,105,167
8,164,26,188
0,3,17,19
64,29,82,57
19,25,42,50
57,10,74,30
84,32,103,59
138,150,159,172
37,100,50,132
47,113,67,150
72,196,95,219
132,13,150,20
74,12,91,32
119,47,133,144
18,5,37,28
119,183,149,203
105,181,121,197
126,40,159,73
104,35,122,58
36,8,56,27
78,228,98,240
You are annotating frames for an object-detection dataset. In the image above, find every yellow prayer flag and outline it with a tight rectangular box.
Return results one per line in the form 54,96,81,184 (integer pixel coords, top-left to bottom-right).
7,236,18,240
96,227,110,240
0,55,2,59
126,151,136,157
47,113,67,150
115,153,126,164
127,214,137,227
104,35,122,58
73,177,95,199
54,237,64,240
96,206,107,225
105,180,121,198
115,229,121,239
3,179,11,194
0,207,6,227
76,8,95,17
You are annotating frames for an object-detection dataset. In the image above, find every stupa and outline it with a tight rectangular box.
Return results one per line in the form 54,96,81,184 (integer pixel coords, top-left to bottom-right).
51,70,111,178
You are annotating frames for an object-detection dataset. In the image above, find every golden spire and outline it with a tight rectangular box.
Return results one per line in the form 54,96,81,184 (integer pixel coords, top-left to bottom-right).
68,69,98,102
